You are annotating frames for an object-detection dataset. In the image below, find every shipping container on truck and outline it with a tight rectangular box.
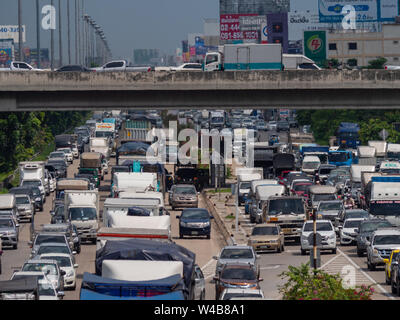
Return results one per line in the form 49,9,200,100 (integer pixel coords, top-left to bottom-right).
203,43,283,71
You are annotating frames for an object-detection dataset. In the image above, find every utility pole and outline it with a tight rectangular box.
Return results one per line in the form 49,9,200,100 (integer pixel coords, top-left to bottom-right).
75,0,78,64
67,0,71,64
36,0,41,68
58,0,63,67
18,0,23,61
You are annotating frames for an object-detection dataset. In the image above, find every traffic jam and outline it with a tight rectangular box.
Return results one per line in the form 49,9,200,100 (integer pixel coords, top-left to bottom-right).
1,109,400,300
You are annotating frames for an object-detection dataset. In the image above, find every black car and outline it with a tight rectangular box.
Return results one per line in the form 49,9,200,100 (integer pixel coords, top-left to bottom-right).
177,208,213,239
50,204,66,224
174,167,207,190
47,161,67,178
29,187,44,212
56,65,92,72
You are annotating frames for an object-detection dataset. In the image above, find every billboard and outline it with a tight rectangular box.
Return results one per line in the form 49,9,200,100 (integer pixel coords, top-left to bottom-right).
220,14,258,41
0,25,26,43
318,0,398,23
0,39,14,67
304,30,327,66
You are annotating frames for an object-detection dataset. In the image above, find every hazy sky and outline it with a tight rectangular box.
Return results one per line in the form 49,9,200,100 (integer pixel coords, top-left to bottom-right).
0,0,219,60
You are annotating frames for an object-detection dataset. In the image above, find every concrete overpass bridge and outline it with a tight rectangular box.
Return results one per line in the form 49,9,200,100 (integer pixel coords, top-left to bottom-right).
0,70,400,111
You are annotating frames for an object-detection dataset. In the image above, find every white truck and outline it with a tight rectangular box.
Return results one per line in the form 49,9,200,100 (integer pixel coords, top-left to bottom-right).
95,122,115,139
236,167,263,205
0,61,42,71
111,172,157,197
19,161,47,197
251,184,286,223
101,260,183,282
368,141,387,162
357,146,377,165
64,190,99,243
282,54,321,70
92,60,151,72
0,194,18,223
387,143,400,161
119,191,166,215
203,43,283,71
350,165,376,183
89,137,110,159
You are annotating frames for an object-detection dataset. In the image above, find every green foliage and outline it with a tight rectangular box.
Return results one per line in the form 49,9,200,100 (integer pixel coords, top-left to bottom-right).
296,110,400,145
0,111,91,177
367,57,387,69
279,263,374,300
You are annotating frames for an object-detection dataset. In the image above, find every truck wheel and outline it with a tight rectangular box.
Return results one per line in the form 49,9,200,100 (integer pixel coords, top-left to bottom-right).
206,234,210,240
357,249,363,257
13,243,18,250
301,249,306,256
332,248,337,254
179,233,183,239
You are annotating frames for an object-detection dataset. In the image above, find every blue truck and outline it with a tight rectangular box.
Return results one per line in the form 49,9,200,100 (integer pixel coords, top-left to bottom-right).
328,150,358,167
336,122,361,149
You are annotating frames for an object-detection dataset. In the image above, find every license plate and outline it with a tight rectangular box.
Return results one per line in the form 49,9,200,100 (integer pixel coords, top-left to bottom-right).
260,245,270,249
191,231,198,235
282,228,292,234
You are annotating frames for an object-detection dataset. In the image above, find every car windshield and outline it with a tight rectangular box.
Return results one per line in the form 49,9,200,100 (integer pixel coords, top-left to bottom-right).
0,219,13,228
220,249,254,259
16,196,30,204
43,256,71,268
221,268,256,280
318,202,342,211
319,168,333,175
69,207,97,221
344,220,362,228
313,194,336,201
21,181,41,188
304,222,333,232
374,235,400,245
35,235,66,245
37,245,70,255
239,182,251,190
294,184,312,192
181,209,209,219
344,211,368,220
251,227,278,236
268,199,304,215
50,152,65,158
175,186,196,194
360,221,392,233
329,152,348,163
31,189,41,197
222,293,262,300
303,162,320,169
22,263,57,275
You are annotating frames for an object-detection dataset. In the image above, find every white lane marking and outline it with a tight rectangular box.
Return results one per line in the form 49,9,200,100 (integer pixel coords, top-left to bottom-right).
260,265,281,270
337,248,395,300
320,252,344,269
201,258,215,271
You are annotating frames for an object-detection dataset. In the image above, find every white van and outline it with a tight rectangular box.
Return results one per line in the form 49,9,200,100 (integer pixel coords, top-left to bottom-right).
302,156,321,175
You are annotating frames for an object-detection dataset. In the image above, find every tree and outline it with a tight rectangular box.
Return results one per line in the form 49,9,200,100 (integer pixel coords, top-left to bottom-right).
367,57,387,69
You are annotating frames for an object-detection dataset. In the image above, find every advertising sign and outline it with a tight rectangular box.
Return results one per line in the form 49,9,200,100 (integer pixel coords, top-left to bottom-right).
379,0,399,21
303,30,327,66
0,25,26,43
288,12,329,41
0,39,14,67
96,123,115,132
318,0,378,22
220,14,258,41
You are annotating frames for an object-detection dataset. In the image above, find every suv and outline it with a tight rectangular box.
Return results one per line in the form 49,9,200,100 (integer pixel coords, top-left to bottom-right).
247,224,285,253
57,148,73,164
339,218,366,245
29,233,73,258
170,184,198,210
316,200,344,222
213,245,258,277
300,220,337,255
15,194,34,222
0,217,19,249
367,228,400,271
41,223,81,254
213,264,263,300
356,219,393,257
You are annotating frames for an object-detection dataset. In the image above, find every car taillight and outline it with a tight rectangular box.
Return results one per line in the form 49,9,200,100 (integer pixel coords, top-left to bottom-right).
147,67,151,72
385,66,388,70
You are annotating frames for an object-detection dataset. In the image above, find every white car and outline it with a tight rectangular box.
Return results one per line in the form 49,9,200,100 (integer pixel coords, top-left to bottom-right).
301,220,337,255
48,151,68,165
171,63,203,71
21,259,65,292
340,218,366,245
11,271,64,300
38,253,79,290
267,121,277,131
220,288,265,300
57,148,73,163
367,228,400,271
48,172,56,192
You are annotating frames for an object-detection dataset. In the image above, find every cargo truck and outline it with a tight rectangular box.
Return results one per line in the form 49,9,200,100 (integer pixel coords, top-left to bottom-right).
19,161,47,198
64,190,99,243
203,43,283,71
89,137,110,159
79,152,102,186
357,146,377,165
120,119,153,145
236,168,263,205
368,141,387,164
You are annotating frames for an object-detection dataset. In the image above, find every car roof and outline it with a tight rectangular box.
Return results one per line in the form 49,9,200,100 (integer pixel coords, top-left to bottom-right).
373,229,400,236
222,245,253,250
304,219,332,224
344,218,366,223
37,242,69,247
24,259,59,265
39,253,71,259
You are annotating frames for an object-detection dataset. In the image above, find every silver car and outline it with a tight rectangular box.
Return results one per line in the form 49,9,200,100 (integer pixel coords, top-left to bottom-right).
15,194,34,222
193,264,205,300
0,217,19,249
213,245,258,276
29,233,73,259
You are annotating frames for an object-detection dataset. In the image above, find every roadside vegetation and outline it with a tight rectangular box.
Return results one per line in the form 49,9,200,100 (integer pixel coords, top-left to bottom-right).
296,110,400,145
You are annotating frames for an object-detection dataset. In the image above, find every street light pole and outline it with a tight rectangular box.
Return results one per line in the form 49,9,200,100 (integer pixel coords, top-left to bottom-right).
18,0,23,61
50,0,54,70
36,0,41,68
58,0,63,67
67,0,71,64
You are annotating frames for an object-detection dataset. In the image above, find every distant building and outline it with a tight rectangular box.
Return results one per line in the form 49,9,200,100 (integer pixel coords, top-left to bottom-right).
327,24,400,67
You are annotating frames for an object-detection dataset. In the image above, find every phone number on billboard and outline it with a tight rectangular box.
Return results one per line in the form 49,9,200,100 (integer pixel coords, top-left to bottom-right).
0,27,24,33
220,31,258,40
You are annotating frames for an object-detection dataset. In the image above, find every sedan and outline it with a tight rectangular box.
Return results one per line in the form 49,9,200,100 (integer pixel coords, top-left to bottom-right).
0,217,19,249
177,208,213,239
38,253,79,290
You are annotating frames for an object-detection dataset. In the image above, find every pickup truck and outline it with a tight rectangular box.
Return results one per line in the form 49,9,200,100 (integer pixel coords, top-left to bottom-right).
385,65,400,70
0,61,42,71
92,60,152,72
